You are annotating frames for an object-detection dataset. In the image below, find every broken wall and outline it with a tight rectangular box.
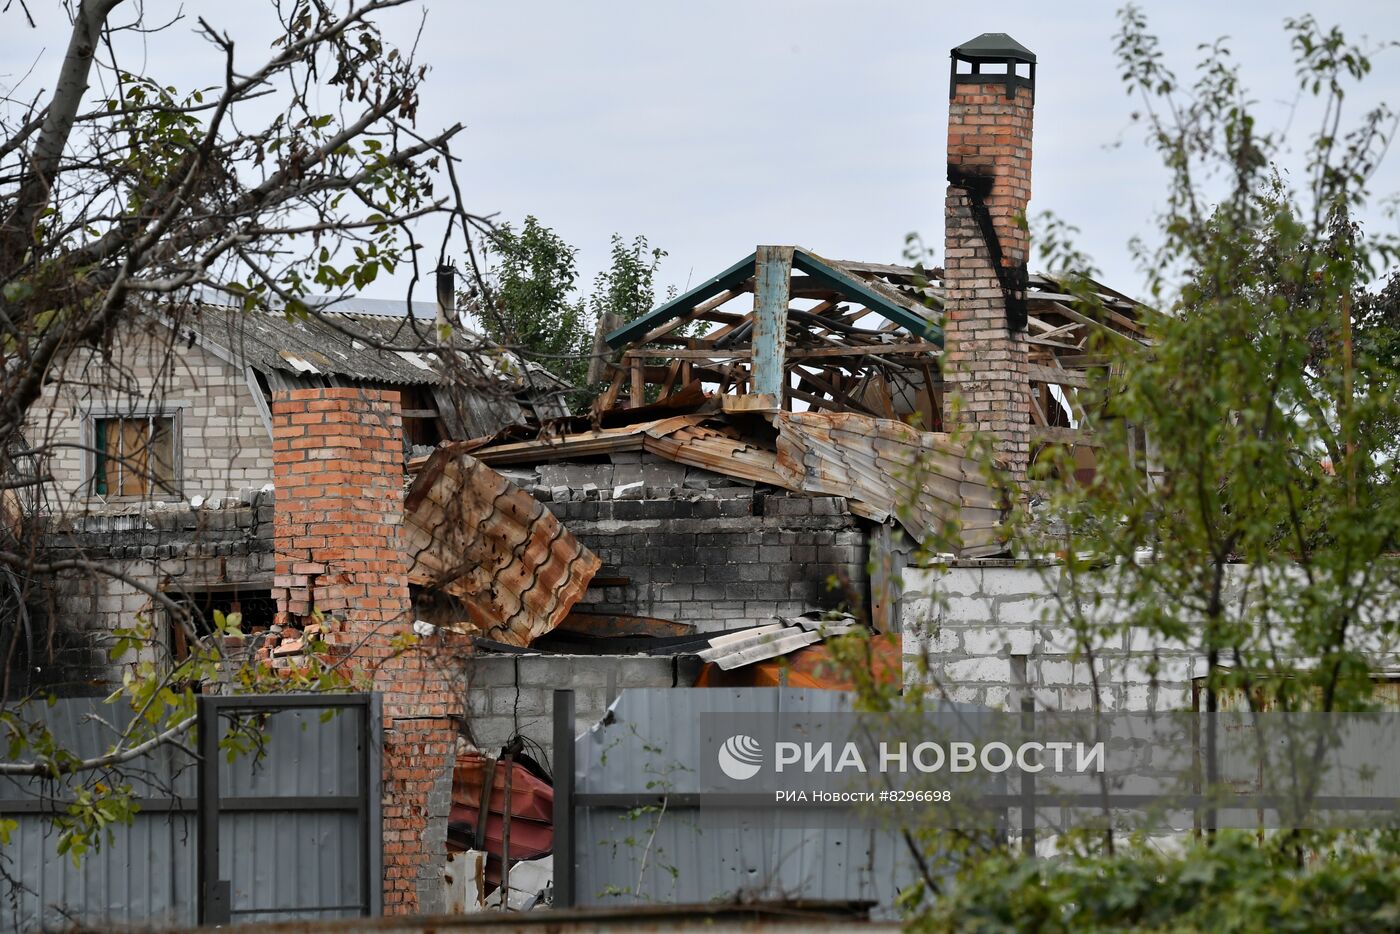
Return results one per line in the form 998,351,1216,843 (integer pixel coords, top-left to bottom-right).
529,455,867,631
270,387,464,916
23,494,274,696
465,653,694,767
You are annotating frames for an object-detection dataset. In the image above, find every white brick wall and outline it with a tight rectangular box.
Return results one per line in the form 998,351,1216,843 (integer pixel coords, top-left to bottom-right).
25,317,274,510
902,561,1400,712
901,563,1204,712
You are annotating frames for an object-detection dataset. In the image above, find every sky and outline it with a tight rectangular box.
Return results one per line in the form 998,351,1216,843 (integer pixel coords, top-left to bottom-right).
4,0,1399,304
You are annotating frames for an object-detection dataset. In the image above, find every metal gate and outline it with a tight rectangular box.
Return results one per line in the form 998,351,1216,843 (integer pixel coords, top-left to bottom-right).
197,693,382,924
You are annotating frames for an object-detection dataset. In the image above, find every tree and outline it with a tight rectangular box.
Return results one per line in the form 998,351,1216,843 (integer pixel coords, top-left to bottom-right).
467,226,670,403
0,0,491,868
847,6,1400,924
473,215,591,386
589,232,667,330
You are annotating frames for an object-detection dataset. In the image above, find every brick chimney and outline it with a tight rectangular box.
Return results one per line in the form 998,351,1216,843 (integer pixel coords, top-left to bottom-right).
942,33,1036,481
271,387,462,915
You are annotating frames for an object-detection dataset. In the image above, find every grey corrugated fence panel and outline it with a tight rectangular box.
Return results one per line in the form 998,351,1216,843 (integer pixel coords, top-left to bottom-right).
212,702,368,922
0,697,199,932
0,694,377,932
4,806,197,932
572,688,922,914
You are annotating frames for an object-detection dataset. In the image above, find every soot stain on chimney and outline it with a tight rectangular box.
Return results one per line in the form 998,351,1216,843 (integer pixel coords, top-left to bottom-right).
947,164,1029,333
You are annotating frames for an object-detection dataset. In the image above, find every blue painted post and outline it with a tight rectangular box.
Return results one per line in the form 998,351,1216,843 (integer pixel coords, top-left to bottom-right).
751,245,794,404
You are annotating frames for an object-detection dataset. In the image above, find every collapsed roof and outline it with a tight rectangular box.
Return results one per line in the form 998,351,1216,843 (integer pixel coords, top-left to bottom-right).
598,246,1148,455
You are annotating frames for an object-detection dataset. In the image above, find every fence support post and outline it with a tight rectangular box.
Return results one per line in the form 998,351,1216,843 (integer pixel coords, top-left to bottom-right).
553,689,576,908
196,696,229,924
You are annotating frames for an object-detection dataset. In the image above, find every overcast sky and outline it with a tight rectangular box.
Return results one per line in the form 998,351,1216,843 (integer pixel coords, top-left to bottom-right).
4,0,1399,303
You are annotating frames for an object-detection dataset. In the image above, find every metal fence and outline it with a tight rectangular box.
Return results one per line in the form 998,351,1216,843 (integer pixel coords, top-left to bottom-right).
553,687,928,917
0,692,381,932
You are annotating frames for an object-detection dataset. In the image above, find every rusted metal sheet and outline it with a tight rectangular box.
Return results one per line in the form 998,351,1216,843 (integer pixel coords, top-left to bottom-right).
404,449,600,645
464,408,1004,556
559,613,696,639
771,411,1004,555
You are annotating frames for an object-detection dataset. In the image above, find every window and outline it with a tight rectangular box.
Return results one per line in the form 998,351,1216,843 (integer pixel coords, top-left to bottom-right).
167,587,275,661
91,413,179,499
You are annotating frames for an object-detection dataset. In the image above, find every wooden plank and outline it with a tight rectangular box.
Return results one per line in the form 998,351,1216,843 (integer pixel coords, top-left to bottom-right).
1031,426,1102,448
1027,363,1090,388
475,433,646,465
1042,300,1141,344
1027,336,1083,351
625,348,750,361
789,341,941,360
1027,387,1048,426
594,366,625,413
629,356,645,408
637,288,743,345
792,250,942,342
752,246,795,399
658,359,683,397
606,252,755,347
792,369,879,417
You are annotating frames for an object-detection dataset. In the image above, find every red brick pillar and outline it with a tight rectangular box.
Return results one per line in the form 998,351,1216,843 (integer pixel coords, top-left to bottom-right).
943,34,1036,482
271,387,460,915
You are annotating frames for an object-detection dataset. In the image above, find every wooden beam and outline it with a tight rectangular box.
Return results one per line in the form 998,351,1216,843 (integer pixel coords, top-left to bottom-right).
1028,363,1090,388
1032,426,1102,447
752,246,795,399
637,288,743,345
606,252,755,347
789,341,941,360
629,356,645,408
792,368,880,417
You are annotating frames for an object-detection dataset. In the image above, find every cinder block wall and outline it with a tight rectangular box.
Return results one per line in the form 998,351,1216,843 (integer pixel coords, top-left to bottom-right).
523,455,868,631
29,496,274,695
270,387,463,916
901,561,1204,711
554,496,866,630
464,653,691,767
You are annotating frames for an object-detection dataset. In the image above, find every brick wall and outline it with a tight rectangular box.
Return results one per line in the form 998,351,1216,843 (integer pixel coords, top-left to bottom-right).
942,78,1034,479
270,387,463,916
529,457,868,630
26,317,274,509
28,496,275,695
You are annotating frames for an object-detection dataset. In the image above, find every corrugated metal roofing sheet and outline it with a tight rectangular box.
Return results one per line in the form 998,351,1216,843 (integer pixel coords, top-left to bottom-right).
404,449,601,645
469,409,1006,557
771,412,1004,555
185,305,479,385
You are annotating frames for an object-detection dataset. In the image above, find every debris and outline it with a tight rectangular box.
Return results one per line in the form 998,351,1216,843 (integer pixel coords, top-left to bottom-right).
558,612,696,639
468,408,1004,557
404,449,600,646
448,750,554,894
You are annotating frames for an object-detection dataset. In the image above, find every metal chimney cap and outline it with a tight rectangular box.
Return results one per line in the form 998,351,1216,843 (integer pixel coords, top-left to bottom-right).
951,33,1036,64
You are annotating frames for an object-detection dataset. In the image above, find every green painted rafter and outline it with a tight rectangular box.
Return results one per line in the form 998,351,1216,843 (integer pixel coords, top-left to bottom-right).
604,247,943,349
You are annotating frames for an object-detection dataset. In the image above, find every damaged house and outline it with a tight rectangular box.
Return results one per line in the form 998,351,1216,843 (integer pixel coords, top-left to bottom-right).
7,281,568,696
3,31,1172,919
